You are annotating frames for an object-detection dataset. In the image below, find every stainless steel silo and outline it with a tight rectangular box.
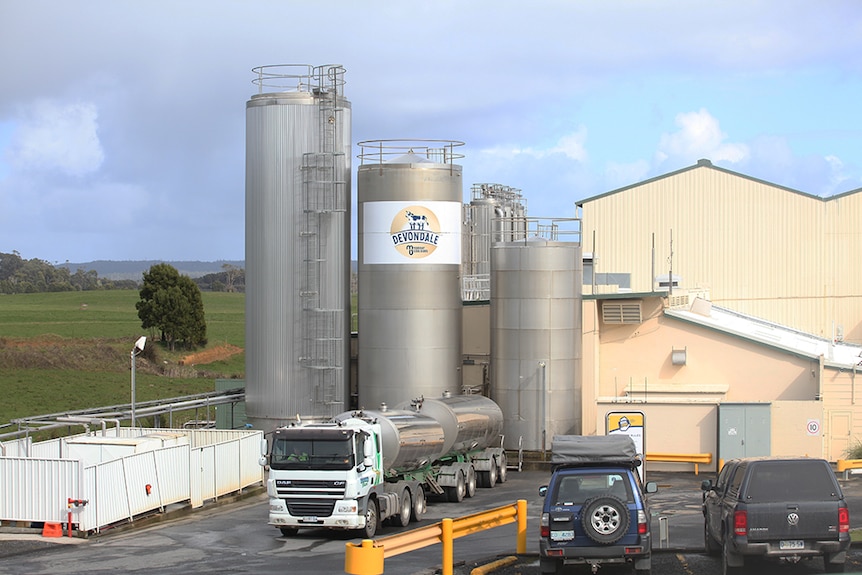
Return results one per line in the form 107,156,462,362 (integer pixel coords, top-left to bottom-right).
245,65,351,431
461,184,526,301
357,140,465,410
490,218,582,451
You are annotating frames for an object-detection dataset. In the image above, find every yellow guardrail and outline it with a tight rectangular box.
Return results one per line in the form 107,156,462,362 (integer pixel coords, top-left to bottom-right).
344,499,527,575
837,459,862,473
646,452,713,475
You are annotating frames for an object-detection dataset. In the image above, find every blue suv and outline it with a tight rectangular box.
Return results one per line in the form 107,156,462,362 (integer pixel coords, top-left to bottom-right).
539,436,657,574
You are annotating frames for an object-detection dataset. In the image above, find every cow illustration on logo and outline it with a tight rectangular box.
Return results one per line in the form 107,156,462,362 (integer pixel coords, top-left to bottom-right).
390,205,441,258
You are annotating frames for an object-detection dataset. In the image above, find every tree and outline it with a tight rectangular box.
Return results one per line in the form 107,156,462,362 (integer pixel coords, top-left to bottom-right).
136,263,207,351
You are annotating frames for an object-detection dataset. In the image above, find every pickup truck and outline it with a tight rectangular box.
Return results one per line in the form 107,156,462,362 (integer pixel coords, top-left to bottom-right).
701,457,850,573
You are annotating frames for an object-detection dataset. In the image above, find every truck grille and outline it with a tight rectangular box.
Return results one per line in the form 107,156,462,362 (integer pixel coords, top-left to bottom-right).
274,479,346,518
286,500,337,517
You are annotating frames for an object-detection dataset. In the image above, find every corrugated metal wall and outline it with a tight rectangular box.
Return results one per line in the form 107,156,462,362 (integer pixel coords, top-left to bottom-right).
0,428,263,533
580,163,862,342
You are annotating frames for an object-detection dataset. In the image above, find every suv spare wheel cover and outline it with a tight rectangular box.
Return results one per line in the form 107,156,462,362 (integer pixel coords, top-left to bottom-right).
581,495,630,544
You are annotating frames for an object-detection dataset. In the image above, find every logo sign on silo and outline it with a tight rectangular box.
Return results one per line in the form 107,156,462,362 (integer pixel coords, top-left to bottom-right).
364,201,461,264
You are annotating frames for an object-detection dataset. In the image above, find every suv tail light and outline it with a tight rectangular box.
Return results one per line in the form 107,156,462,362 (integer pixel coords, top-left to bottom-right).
637,509,648,535
839,507,849,533
540,512,550,538
733,510,747,536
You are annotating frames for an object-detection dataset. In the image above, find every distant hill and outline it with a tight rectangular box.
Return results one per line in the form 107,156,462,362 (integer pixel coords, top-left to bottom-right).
56,260,245,281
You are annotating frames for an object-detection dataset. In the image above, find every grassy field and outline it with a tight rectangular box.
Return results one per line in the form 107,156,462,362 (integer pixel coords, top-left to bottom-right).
0,290,246,427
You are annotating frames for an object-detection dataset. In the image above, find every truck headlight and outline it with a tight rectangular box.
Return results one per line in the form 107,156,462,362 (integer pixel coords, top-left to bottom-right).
336,502,357,514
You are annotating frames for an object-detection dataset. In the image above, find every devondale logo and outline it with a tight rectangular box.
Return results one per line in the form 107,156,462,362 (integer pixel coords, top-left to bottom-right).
389,205,441,258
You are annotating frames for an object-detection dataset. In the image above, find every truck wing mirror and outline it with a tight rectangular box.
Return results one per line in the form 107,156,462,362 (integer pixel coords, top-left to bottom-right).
260,439,268,457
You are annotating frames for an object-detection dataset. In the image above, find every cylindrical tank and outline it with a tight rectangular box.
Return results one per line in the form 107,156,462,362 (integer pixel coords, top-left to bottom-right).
336,407,446,475
398,392,503,456
245,65,352,431
490,220,583,451
357,140,465,410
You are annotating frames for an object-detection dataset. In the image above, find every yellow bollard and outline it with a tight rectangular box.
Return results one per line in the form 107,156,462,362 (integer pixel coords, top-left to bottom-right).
516,499,527,554
442,518,454,575
344,539,384,575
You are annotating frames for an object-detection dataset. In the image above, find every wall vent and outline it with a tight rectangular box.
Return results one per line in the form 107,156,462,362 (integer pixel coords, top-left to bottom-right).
602,301,642,324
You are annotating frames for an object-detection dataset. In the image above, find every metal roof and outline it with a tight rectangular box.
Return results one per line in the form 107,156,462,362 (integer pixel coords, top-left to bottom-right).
665,299,862,370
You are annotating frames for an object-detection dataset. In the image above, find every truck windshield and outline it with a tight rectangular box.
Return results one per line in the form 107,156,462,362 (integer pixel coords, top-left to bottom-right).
270,438,354,471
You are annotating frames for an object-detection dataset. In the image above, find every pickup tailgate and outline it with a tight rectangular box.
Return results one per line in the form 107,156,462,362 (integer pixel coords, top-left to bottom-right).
746,501,842,542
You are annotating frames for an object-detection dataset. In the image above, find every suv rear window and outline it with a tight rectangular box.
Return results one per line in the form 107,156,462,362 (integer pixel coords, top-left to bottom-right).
745,460,839,502
553,472,632,505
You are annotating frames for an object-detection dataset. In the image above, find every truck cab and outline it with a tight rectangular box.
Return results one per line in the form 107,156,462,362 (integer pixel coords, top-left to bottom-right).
264,422,384,537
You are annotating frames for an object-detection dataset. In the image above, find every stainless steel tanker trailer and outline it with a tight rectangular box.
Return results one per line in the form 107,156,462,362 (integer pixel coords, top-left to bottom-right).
260,392,507,538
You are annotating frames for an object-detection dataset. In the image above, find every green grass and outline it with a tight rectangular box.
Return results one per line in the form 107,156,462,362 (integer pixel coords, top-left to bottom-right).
0,290,246,426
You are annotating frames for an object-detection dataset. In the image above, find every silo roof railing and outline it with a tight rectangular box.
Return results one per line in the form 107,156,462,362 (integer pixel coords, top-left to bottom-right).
252,64,346,95
492,217,582,244
358,139,465,166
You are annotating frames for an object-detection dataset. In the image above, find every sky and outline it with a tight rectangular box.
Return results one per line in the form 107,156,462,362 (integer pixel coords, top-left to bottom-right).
1,1,861,264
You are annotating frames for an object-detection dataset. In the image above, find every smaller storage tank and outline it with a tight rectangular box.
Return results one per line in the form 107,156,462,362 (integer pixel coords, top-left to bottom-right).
336,406,446,474
398,392,503,455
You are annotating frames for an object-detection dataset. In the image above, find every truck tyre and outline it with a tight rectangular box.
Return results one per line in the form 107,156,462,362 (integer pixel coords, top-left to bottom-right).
446,471,466,502
722,536,743,574
497,453,508,484
394,488,412,528
704,522,720,555
823,553,845,573
580,495,630,544
359,499,379,539
466,467,477,498
279,527,298,537
411,485,426,522
483,458,498,488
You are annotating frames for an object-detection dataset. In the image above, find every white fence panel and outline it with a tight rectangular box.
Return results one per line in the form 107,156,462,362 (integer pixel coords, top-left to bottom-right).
0,458,81,523
239,432,264,487
214,440,241,498
86,459,131,530
29,437,64,459
154,444,191,506
196,445,217,504
189,448,203,508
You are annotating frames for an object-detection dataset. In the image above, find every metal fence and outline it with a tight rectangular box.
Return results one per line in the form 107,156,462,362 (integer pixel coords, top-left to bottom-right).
0,427,263,533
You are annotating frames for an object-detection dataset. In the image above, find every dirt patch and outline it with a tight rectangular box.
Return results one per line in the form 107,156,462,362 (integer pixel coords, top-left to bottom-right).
179,344,243,366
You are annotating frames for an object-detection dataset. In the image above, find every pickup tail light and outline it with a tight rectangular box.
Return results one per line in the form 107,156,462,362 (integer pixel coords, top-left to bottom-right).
733,510,748,536
839,507,850,533
540,512,550,538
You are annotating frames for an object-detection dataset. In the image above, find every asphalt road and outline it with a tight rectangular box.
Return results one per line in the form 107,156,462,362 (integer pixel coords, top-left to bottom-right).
2,468,862,575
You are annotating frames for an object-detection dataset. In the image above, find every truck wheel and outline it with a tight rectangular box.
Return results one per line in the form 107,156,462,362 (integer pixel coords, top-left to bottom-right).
487,459,498,488
411,486,426,522
580,495,630,544
823,553,845,573
722,536,743,574
497,453,508,484
446,471,466,502
279,527,298,537
360,499,378,539
394,488,412,528
466,467,477,498
703,522,719,555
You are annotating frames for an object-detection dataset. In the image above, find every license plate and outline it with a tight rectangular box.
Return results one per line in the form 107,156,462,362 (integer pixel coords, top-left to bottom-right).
779,540,804,550
551,530,574,541
300,516,319,523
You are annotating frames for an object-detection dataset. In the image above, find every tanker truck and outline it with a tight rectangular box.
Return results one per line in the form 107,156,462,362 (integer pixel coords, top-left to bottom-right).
260,392,508,538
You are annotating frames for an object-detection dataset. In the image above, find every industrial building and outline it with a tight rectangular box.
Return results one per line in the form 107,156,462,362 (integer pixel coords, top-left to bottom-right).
241,64,862,471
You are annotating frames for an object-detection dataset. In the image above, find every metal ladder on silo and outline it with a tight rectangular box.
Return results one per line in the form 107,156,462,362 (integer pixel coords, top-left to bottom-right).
299,66,347,416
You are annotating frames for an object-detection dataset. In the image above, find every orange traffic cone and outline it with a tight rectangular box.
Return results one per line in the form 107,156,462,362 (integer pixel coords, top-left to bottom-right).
41,522,63,538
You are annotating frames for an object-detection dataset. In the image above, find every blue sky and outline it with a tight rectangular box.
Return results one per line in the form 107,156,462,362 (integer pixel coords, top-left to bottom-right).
1,1,860,264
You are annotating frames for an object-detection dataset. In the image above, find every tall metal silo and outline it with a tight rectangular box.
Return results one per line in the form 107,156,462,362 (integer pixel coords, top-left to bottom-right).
490,218,582,451
245,65,351,431
357,140,465,410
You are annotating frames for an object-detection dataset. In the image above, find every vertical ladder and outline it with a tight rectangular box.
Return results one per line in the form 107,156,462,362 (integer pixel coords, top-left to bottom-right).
299,67,347,416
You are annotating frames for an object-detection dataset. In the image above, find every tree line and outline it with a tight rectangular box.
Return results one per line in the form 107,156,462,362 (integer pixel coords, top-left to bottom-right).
0,252,244,294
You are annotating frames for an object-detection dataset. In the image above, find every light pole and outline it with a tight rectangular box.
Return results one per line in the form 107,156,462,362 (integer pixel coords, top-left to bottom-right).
131,336,147,427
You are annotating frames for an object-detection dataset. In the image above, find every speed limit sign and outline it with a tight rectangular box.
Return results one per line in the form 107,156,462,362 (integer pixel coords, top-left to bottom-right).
807,419,820,436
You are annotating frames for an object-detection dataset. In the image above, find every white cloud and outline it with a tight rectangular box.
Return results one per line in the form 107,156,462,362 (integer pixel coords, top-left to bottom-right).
9,100,104,177
656,109,749,166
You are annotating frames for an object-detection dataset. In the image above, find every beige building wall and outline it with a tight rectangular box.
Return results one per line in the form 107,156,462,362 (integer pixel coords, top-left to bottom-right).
578,161,862,343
